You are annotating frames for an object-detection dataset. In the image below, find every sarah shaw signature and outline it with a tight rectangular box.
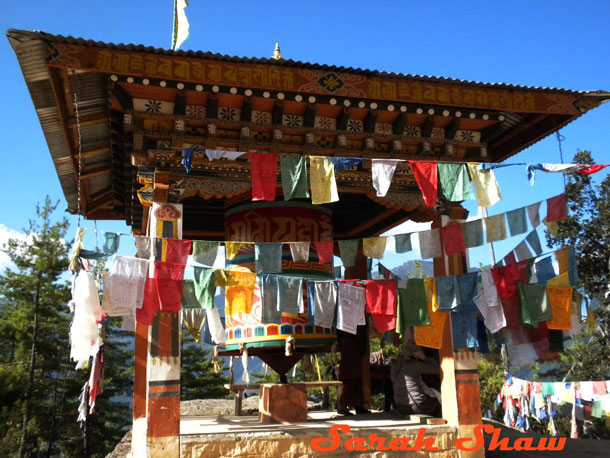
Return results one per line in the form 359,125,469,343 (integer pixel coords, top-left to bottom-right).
310,424,566,452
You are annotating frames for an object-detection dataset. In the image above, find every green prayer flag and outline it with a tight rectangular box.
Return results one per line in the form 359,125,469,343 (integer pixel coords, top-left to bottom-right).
193,267,216,309
281,154,310,200
438,163,475,202
463,219,484,248
518,282,552,326
338,239,359,268
396,279,430,337
506,207,528,236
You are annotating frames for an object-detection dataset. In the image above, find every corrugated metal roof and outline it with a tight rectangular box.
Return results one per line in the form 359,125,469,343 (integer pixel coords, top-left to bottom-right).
7,28,609,95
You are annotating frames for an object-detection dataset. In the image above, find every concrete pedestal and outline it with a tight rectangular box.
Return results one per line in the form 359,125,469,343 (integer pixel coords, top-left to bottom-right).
259,383,307,424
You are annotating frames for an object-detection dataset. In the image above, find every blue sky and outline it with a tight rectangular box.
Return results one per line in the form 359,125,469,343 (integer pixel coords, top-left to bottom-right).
1,0,609,271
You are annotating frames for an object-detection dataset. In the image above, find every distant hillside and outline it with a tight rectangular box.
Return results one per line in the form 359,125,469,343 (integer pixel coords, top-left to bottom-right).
391,260,435,279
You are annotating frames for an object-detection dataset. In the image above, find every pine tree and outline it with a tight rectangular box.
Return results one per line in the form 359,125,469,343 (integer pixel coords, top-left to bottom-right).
0,199,133,456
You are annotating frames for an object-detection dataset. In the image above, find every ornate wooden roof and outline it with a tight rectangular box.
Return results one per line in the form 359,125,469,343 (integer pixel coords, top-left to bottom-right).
8,29,609,238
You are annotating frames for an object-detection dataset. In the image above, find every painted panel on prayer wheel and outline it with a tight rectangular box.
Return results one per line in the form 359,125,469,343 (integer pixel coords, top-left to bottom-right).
223,201,336,351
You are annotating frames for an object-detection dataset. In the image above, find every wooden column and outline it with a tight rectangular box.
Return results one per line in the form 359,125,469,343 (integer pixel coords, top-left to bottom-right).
132,202,183,458
433,212,484,458
343,243,371,409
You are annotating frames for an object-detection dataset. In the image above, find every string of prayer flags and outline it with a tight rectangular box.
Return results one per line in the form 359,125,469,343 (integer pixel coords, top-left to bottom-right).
467,163,502,207
485,214,507,243
338,239,359,267
420,228,442,259
165,238,192,264
409,161,438,207
206,149,246,161
363,236,387,259
309,156,339,204
289,241,310,262
441,224,466,255
249,152,278,201
192,241,220,266
154,261,186,311
372,159,402,197
255,242,282,273
313,241,334,263
394,233,412,253
192,267,216,309
462,219,484,248
280,154,310,200
438,163,475,202
546,193,567,222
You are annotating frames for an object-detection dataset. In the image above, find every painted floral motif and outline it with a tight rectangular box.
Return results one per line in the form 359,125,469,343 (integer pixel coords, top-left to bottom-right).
431,127,445,140
403,125,421,137
251,111,272,125
145,100,162,115
375,123,393,135
315,116,336,130
186,105,206,118
346,119,363,133
456,130,480,143
317,72,345,93
282,114,304,128
219,107,240,121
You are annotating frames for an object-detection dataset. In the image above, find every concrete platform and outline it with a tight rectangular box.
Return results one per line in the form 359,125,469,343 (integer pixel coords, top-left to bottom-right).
180,411,460,457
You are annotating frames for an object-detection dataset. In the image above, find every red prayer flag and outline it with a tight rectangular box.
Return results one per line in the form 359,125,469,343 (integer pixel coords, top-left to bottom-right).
165,238,192,264
364,280,397,315
576,164,609,175
547,193,567,222
154,261,186,311
136,278,160,325
409,161,438,207
491,262,528,329
441,224,466,255
503,251,517,266
249,152,278,201
313,241,334,263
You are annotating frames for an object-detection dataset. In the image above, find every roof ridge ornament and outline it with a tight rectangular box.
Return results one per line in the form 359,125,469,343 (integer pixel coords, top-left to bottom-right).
272,43,282,60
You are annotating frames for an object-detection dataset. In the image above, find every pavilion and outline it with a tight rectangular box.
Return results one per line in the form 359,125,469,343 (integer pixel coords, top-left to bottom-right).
8,28,609,458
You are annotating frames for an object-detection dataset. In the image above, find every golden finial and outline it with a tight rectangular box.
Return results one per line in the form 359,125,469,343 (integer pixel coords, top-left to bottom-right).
272,43,282,60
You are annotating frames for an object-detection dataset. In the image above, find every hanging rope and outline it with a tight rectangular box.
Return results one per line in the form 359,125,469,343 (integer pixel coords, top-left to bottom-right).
71,70,84,227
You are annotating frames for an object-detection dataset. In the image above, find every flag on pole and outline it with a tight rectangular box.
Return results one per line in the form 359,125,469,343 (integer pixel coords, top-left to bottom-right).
172,0,190,50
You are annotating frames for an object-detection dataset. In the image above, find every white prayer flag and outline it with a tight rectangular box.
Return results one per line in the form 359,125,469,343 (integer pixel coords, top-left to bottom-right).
172,0,190,51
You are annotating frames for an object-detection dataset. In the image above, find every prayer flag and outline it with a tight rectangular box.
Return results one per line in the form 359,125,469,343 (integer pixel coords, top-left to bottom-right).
409,161,438,207
171,0,190,50
249,152,278,201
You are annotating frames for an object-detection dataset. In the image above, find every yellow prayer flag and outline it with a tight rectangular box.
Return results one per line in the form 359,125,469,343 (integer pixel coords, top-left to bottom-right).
414,278,448,349
363,237,387,259
546,286,573,330
309,156,339,204
467,162,502,207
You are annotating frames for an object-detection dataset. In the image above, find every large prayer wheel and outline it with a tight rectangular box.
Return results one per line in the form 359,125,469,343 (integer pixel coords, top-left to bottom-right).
221,200,336,375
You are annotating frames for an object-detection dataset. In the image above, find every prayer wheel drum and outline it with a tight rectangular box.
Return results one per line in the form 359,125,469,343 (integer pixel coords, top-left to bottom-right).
221,200,337,376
